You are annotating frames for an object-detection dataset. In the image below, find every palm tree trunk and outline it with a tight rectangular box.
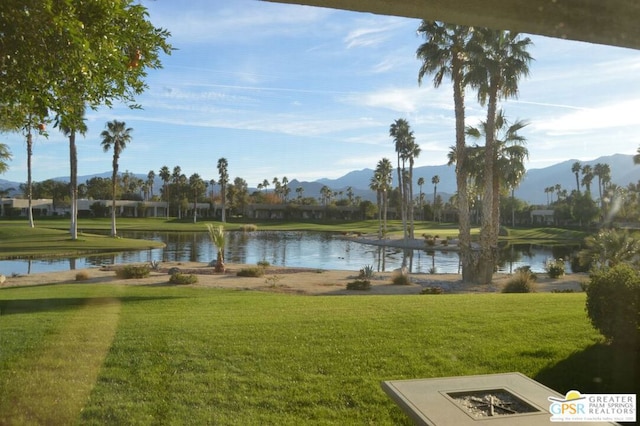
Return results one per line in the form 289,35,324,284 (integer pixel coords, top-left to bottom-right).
111,153,118,237
408,161,415,239
69,130,78,240
477,85,499,284
396,156,405,239
221,185,226,223
383,190,388,237
26,131,35,228
452,65,476,283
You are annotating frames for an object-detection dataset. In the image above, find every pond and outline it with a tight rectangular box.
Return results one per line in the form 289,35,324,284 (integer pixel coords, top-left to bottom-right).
0,231,579,276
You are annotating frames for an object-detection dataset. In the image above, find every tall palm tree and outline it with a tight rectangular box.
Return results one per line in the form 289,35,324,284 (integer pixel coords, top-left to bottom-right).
375,158,393,236
571,161,582,194
466,28,533,284
171,166,182,218
431,175,440,221
581,164,594,195
403,139,421,238
159,165,170,217
466,110,528,246
58,103,86,240
594,162,610,208
100,120,132,237
389,118,414,240
417,21,476,282
417,177,425,220
217,158,229,222
189,173,205,223
370,172,384,238
146,170,155,200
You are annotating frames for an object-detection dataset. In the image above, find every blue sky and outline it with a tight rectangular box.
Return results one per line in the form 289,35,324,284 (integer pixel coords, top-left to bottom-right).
2,0,640,188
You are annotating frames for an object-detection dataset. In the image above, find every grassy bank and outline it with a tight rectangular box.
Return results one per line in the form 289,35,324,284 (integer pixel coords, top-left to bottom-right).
0,224,164,259
0,284,635,424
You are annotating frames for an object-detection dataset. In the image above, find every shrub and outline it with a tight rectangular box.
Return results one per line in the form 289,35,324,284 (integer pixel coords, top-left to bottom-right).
75,271,90,281
237,267,265,277
169,273,198,285
586,264,640,346
515,265,538,281
392,269,411,286
265,275,282,287
168,267,181,275
359,265,375,280
346,279,371,291
116,264,150,279
551,289,575,293
149,260,161,271
502,271,537,293
420,286,443,294
257,260,270,268
544,258,566,278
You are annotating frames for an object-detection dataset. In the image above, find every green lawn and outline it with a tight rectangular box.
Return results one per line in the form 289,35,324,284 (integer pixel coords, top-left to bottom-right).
0,223,165,259
1,284,635,425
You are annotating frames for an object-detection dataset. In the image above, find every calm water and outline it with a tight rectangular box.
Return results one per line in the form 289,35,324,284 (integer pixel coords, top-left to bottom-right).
0,231,578,276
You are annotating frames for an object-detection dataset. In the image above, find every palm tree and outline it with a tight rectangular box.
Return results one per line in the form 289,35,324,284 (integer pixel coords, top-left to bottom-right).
634,146,640,165
417,177,425,220
571,161,582,193
466,28,533,284
404,139,421,238
189,173,205,223
431,175,440,221
206,224,226,272
146,170,155,200
0,143,11,174
100,120,132,237
417,21,476,282
58,103,86,240
370,172,384,238
389,118,414,240
376,158,393,237
594,162,611,209
466,110,529,234
159,166,171,217
217,158,229,222
581,164,594,195
579,228,640,270
169,166,182,218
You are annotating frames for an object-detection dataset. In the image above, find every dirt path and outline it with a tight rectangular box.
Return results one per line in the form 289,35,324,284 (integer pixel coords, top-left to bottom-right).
1,261,588,296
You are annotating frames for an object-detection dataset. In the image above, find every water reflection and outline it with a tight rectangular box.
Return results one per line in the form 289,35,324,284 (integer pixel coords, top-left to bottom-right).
0,231,578,276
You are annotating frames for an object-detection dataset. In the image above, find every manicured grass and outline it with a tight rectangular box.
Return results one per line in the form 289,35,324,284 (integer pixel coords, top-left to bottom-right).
1,285,635,424
502,227,587,244
0,224,165,259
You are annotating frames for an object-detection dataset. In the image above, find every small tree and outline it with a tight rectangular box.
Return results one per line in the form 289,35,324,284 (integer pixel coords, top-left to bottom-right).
207,224,226,272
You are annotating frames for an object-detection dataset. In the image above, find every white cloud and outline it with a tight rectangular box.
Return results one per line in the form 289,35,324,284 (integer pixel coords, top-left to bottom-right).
533,98,640,135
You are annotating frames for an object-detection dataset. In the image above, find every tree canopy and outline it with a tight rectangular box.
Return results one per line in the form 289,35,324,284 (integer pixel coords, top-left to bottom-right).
0,0,172,130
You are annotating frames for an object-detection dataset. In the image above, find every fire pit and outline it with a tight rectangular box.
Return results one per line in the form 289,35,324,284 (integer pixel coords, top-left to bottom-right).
381,372,616,425
447,388,539,418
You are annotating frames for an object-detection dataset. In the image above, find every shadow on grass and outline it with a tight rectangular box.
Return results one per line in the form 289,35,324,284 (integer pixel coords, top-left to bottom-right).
0,296,180,315
534,342,639,394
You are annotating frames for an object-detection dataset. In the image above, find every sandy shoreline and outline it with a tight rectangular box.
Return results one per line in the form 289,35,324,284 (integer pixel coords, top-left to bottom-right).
0,261,588,296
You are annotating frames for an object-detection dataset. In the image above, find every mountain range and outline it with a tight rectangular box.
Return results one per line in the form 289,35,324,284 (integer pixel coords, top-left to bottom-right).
1,154,638,206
